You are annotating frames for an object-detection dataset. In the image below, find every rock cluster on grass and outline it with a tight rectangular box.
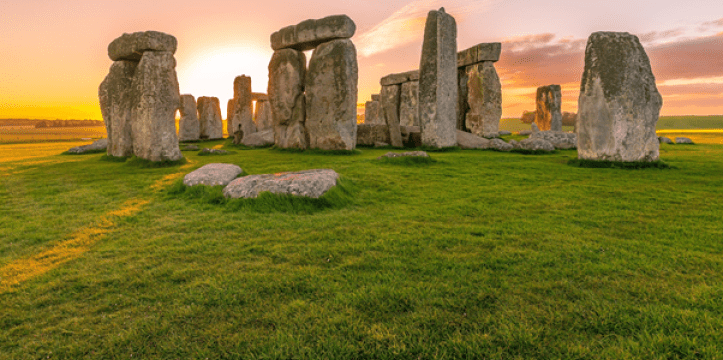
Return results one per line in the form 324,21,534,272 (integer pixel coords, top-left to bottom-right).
675,137,694,144
377,151,430,159
658,136,673,144
529,131,577,149
99,31,183,162
183,163,243,186
535,85,562,131
223,169,340,199
67,138,109,154
519,138,555,152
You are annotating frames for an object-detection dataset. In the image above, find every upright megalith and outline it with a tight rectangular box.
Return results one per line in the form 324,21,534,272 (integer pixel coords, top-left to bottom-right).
229,76,257,138
268,49,307,149
465,62,502,138
99,31,182,161
400,81,419,127
577,32,662,162
381,84,403,147
364,99,382,124
178,94,200,142
305,39,358,150
271,15,356,51
418,8,458,148
197,97,224,140
254,99,273,131
535,85,562,131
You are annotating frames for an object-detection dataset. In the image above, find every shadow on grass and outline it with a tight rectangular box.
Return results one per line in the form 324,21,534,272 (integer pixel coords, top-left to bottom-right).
100,155,187,168
510,149,559,155
568,158,672,169
167,177,357,214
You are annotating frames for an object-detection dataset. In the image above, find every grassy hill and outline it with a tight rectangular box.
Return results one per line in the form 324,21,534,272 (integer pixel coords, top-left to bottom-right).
1,139,722,359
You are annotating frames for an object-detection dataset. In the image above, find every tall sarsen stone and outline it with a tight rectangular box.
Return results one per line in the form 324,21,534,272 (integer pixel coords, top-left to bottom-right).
178,94,200,142
99,60,137,157
268,49,307,149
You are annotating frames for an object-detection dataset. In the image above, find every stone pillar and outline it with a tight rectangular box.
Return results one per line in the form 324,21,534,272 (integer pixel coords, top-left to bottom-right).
535,85,562,132
255,100,273,131
197,96,223,140
179,94,200,142
418,8,458,148
268,49,307,149
305,39,358,150
230,75,257,138
577,32,662,162
465,62,502,138
226,99,235,137
400,81,419,127
99,60,137,157
381,85,403,147
364,100,382,124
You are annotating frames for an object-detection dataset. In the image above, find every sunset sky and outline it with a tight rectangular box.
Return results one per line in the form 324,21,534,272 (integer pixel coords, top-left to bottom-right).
1,0,722,120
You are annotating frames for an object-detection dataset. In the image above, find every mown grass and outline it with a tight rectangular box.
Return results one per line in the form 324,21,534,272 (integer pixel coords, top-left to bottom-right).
1,137,722,359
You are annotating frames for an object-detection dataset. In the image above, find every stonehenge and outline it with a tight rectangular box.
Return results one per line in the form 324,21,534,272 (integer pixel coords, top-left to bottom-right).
268,15,359,150
535,85,562,131
197,96,224,140
577,32,662,162
178,94,200,142
228,76,257,139
99,30,182,162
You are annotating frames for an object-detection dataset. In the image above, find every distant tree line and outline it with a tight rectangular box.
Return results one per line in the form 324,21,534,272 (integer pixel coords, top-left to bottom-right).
520,111,577,126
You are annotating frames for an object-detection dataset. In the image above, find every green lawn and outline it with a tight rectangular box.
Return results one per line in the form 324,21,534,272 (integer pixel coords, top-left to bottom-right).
1,139,722,359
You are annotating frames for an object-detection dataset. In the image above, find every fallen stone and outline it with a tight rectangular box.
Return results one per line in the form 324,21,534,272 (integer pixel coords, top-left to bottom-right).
519,138,555,152
199,148,229,155
357,124,391,146
197,96,224,140
67,138,109,154
456,130,491,149
457,42,501,67
183,163,243,187
223,169,339,199
658,136,673,144
399,81,419,127
179,94,200,142
530,130,577,149
577,32,662,162
108,31,178,62
241,129,275,147
378,151,429,159
271,15,356,51
380,70,420,86
535,85,562,131
381,84,403,147
229,75,257,137
182,144,199,151
499,130,512,136
99,60,137,157
305,39,358,150
419,8,458,148
675,137,694,144
490,138,513,152
465,62,501,138
269,49,307,149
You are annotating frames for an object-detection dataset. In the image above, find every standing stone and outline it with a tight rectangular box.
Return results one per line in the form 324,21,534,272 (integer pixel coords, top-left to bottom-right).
364,100,382,124
465,62,501,138
255,100,273,131
130,51,182,162
99,60,137,157
457,67,468,131
577,32,662,162
535,85,562,131
381,85,403,147
197,96,223,140
305,39,358,150
418,8,458,148
268,49,307,149
229,75,257,137
178,94,200,142
399,81,419,127
226,99,236,135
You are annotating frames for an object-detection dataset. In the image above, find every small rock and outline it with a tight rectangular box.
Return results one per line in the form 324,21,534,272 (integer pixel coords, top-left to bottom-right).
498,130,512,136
658,136,673,144
378,151,429,159
530,130,577,149
181,144,199,151
183,163,243,187
675,137,694,144
199,148,229,155
67,138,108,154
519,138,555,152
456,130,490,149
223,169,339,199
489,138,513,151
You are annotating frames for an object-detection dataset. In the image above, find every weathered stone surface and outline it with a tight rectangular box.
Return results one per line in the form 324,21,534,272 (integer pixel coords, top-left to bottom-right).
183,163,242,187
530,130,577,149
457,42,501,67
199,148,229,155
577,32,662,162
269,49,307,149
509,139,521,149
254,100,273,131
419,8,458,148
465,62,501,138
99,60,137,157
356,124,391,146
241,129,275,147
456,130,490,149
535,85,562,131
223,169,339,199
519,130,533,136
490,138,513,151
675,137,694,144
182,144,199,151
108,31,177,62
531,123,540,133
381,84,403,147
378,151,429,159
226,99,236,133
457,67,468,131
130,51,183,162
401,126,422,148
399,81,419,127
658,136,673,144
178,94,200,142
271,15,356,51
519,138,555,152
197,96,224,140
67,138,109,154
499,130,512,136
251,93,268,101
364,100,382,124
229,75,257,137
371,94,381,102
380,70,420,86
305,39,358,150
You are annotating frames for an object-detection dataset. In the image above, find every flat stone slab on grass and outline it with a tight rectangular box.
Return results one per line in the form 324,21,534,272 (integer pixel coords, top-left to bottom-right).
223,169,340,199
519,138,555,152
199,148,229,155
377,151,429,159
658,136,673,144
67,138,108,154
675,137,694,144
183,163,243,187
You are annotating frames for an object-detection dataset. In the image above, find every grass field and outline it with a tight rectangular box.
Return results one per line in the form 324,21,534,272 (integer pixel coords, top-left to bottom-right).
1,136,722,359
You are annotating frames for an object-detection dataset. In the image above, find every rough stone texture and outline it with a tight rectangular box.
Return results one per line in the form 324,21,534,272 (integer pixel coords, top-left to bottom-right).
675,137,694,144
269,49,307,149
519,138,555,152
108,31,177,62
305,39,358,150
356,124,391,146
223,169,339,199
241,129,275,147
183,163,243,187
456,130,491,149
530,130,577,149
490,138,513,151
380,70,420,86
67,138,109,154
197,96,224,140
130,51,183,162
509,139,521,149
577,32,662,162
658,136,673,144
229,76,257,137
457,67,469,131
499,130,512,136
271,15,356,51
465,62,502,138
178,94,200,142
364,100,382,124
399,81,419,127
401,126,422,148
418,8,458,148
381,84,403,147
99,60,137,157
378,151,429,159
199,148,229,155
519,130,533,136
251,93,269,101
457,42,501,67
531,123,540,133
254,100,273,131
535,85,562,131
226,99,236,133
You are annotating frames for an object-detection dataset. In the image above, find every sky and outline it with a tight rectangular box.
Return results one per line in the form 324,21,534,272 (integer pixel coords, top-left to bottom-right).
0,0,722,120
